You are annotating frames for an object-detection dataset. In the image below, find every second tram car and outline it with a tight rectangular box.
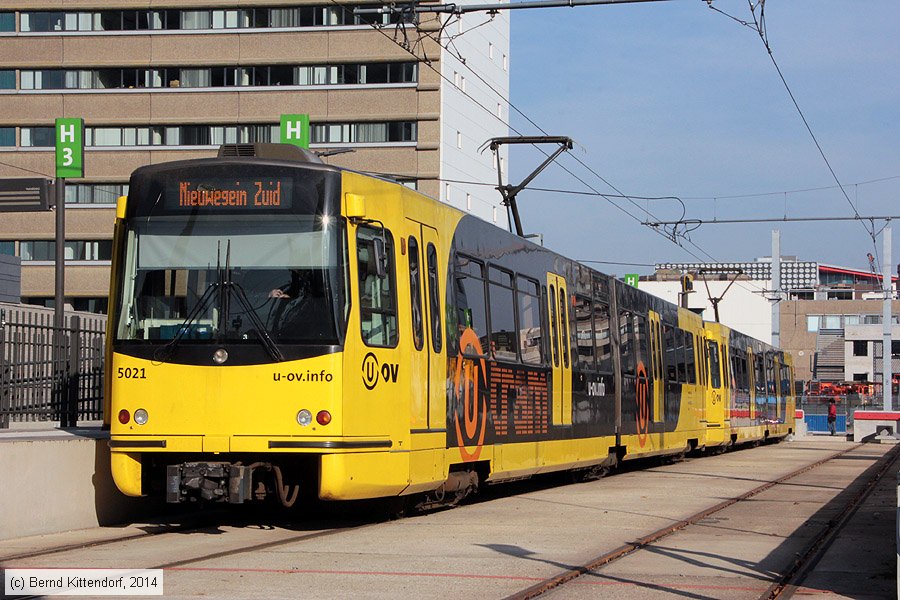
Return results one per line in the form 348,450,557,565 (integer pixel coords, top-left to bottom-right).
107,144,794,506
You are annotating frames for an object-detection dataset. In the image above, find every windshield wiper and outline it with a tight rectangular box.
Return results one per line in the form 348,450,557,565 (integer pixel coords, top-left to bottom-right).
153,241,225,364
220,240,285,363
153,280,219,363
153,240,286,364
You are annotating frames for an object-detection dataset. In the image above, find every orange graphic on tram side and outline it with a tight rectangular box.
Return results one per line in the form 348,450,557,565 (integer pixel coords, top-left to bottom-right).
453,328,488,461
636,361,650,447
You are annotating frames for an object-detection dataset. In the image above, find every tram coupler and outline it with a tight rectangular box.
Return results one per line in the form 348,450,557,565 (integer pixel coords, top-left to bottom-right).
166,462,254,504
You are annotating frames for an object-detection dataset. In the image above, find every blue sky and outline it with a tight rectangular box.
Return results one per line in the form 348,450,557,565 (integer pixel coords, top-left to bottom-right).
506,0,900,275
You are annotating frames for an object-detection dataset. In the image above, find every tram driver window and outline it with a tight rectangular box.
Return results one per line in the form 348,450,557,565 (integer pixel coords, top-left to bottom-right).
357,227,398,347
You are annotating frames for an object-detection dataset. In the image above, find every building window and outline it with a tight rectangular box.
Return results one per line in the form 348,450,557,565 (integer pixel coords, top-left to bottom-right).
826,290,853,300
0,12,14,32
65,183,128,205
20,127,55,147
0,70,14,89
12,122,417,149
893,340,900,358
19,240,112,261
0,127,14,146
0,241,14,255
853,340,868,357
19,6,406,33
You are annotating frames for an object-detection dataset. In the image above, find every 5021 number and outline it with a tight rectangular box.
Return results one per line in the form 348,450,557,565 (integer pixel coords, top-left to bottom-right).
117,367,147,379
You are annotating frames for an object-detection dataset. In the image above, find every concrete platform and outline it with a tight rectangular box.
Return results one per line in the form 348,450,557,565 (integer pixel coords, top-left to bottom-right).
2,436,895,599
0,426,155,541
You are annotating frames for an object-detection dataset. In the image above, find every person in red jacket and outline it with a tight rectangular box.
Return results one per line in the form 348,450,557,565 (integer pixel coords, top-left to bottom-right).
827,399,837,436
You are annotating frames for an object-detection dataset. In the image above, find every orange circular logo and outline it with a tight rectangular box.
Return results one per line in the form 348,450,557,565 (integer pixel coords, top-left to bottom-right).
453,328,488,461
636,361,650,447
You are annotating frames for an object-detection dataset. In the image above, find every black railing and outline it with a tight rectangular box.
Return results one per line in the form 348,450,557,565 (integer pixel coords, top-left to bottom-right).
0,306,106,428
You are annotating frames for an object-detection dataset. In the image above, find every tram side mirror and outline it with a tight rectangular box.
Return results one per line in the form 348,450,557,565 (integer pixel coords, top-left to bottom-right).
373,237,387,279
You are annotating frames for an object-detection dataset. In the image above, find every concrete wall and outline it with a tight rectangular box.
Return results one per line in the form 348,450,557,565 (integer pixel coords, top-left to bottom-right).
0,431,155,541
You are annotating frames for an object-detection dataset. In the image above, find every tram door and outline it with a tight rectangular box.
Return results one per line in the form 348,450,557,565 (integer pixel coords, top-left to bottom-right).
547,273,573,426
405,219,443,431
648,312,664,426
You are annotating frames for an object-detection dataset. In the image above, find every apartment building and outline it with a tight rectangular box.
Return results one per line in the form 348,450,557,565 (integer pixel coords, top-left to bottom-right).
0,2,511,312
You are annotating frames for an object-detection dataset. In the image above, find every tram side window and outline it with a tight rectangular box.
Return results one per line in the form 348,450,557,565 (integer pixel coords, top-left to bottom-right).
357,227,398,347
619,310,634,376
517,276,543,365
699,335,708,386
707,340,722,389
558,287,570,369
683,330,695,384
548,284,559,367
574,295,594,370
593,300,612,373
733,350,749,394
766,355,777,397
407,236,424,351
452,254,488,354
664,324,678,382
754,355,766,397
633,314,649,375
426,243,442,353
488,266,518,362
779,362,790,402
650,320,662,381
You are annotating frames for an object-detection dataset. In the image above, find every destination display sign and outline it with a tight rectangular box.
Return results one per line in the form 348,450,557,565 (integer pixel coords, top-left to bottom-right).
167,179,294,211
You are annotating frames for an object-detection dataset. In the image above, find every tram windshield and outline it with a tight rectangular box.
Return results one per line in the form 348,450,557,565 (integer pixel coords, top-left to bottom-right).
115,213,348,348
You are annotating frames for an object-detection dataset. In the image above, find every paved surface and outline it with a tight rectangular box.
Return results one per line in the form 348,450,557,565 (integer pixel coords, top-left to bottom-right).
1,436,896,599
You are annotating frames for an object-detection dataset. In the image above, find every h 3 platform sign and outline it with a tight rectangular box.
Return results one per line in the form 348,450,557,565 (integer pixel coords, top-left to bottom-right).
624,274,639,288
55,118,84,178
280,114,310,149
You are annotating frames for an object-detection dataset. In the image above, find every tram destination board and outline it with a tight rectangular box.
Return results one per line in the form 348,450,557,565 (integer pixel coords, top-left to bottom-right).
0,178,51,212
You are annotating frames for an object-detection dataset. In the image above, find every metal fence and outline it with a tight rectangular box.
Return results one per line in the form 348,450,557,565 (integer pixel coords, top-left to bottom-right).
799,394,900,434
0,304,106,428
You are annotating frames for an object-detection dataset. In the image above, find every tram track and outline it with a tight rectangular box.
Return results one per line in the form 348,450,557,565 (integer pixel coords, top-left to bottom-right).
0,509,370,566
503,442,897,600
0,510,233,563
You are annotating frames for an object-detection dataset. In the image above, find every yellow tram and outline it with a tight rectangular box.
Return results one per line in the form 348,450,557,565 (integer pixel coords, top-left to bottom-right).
106,144,794,506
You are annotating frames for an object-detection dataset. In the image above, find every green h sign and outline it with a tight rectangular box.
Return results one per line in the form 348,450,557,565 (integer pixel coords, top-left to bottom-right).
55,118,84,178
280,114,310,149
624,274,639,288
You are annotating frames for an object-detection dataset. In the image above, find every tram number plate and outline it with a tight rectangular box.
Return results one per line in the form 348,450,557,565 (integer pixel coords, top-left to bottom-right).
117,367,147,379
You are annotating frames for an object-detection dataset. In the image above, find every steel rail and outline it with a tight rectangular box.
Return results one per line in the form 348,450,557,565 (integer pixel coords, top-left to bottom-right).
761,444,900,599
503,444,874,600
0,511,234,563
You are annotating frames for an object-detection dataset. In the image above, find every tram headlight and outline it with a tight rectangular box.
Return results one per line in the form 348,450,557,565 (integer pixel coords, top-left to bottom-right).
296,409,313,426
316,410,332,426
118,409,130,425
134,409,149,425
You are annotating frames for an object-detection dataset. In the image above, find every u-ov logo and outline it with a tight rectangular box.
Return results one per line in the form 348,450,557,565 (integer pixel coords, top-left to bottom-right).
362,352,399,390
